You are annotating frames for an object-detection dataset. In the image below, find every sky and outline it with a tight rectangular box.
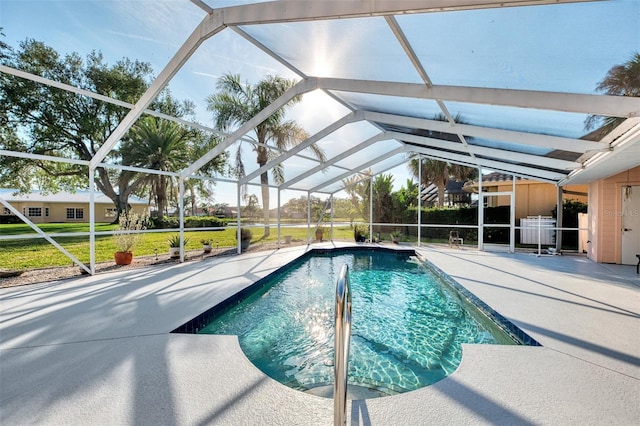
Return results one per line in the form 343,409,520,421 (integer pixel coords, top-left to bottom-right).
1,0,639,207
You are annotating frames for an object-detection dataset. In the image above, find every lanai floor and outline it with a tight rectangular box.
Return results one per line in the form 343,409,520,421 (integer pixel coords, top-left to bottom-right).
1,243,638,425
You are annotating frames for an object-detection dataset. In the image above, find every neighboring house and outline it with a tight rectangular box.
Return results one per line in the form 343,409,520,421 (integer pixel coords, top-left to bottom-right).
587,165,640,265
0,189,149,224
464,172,588,220
421,179,472,207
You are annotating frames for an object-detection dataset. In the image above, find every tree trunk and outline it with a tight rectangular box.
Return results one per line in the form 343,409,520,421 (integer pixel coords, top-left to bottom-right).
261,171,270,237
437,184,446,208
189,185,196,216
95,168,127,224
157,175,167,217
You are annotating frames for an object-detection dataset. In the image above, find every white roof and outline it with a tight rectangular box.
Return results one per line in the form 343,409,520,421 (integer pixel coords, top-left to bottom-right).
0,189,147,205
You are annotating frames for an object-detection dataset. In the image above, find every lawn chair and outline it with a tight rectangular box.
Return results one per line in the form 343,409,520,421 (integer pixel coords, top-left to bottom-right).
449,230,463,248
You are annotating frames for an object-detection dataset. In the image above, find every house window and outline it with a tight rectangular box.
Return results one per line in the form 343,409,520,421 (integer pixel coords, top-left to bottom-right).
28,207,42,217
66,208,84,219
2,207,11,215
45,207,49,217
105,208,117,218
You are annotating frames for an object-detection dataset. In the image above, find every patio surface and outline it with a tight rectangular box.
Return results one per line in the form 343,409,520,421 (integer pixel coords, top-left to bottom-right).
1,243,638,425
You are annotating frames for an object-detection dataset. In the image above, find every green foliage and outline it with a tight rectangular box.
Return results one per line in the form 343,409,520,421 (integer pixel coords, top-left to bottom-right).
237,228,252,242
207,73,322,236
406,114,477,208
149,215,226,229
585,52,640,133
0,39,152,210
281,195,325,220
241,194,261,219
552,199,588,248
167,234,190,247
0,38,228,220
353,224,368,242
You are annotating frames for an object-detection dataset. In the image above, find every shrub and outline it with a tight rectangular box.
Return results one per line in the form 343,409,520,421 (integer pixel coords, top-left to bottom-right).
237,228,252,241
168,234,190,247
149,215,226,229
114,213,149,253
353,224,368,242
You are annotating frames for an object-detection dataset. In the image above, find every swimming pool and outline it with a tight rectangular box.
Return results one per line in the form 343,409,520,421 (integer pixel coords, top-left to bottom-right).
174,247,539,397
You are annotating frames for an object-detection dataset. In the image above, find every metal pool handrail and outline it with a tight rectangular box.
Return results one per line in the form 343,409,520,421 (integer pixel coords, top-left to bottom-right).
334,264,352,426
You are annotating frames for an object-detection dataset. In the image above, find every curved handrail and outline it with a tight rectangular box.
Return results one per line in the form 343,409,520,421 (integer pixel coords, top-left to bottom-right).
334,264,352,426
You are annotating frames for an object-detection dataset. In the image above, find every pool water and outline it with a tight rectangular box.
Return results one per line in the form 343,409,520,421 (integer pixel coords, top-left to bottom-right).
198,250,517,396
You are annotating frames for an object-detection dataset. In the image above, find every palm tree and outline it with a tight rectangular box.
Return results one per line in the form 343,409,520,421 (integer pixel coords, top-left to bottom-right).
206,73,325,236
585,52,640,134
123,117,190,216
408,114,477,207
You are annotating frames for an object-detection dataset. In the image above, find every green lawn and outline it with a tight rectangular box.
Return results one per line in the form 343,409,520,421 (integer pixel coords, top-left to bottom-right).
1,222,475,271
0,223,356,270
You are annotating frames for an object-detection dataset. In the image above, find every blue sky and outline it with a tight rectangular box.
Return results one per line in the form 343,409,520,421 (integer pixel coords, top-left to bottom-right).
1,0,639,206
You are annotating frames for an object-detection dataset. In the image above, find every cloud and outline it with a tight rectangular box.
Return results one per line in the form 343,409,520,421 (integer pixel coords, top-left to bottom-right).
105,30,180,49
192,71,221,80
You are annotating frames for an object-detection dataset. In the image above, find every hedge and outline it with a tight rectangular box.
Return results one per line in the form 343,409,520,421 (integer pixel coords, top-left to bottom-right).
150,216,226,229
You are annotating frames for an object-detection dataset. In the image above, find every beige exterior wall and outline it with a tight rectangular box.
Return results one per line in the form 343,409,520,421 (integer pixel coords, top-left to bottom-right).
484,181,587,222
2,201,148,223
588,166,640,264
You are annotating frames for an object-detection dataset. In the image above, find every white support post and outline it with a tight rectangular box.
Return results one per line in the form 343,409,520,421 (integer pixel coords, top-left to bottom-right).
307,192,311,244
237,184,242,255
179,177,185,263
510,174,516,254
89,167,96,275
478,169,484,251
277,189,281,249
537,214,542,257
418,156,422,247
369,176,373,243
330,195,335,242
556,185,563,252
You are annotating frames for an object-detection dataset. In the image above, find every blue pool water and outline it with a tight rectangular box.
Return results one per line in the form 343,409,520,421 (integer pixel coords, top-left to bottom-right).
194,249,525,396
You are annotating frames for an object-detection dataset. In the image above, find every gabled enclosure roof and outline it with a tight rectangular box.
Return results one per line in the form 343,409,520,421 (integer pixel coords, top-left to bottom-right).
4,0,640,194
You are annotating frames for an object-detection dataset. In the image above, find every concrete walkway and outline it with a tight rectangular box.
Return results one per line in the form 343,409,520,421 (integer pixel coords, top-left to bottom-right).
1,244,638,425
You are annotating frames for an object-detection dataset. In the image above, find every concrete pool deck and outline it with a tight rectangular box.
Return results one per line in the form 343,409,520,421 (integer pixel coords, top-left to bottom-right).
1,243,638,425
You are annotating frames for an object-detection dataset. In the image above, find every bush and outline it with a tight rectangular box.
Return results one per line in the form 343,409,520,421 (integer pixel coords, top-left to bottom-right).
398,206,511,242
0,215,21,224
149,215,226,229
552,200,588,249
168,234,190,247
114,213,149,253
353,224,368,242
237,228,252,241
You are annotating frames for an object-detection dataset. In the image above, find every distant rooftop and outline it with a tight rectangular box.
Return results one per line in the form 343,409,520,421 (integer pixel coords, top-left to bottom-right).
0,189,147,205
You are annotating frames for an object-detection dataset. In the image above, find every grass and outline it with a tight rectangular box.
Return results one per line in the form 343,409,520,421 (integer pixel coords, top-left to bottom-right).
0,223,355,270
1,222,492,271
